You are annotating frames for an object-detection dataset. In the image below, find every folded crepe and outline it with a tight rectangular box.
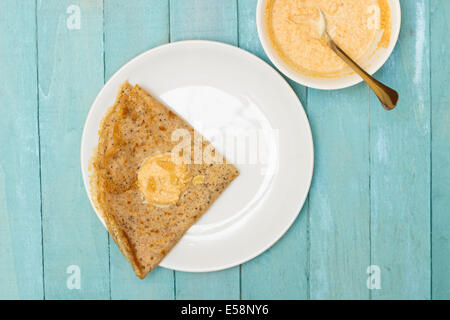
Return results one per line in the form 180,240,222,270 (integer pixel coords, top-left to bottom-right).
90,81,239,279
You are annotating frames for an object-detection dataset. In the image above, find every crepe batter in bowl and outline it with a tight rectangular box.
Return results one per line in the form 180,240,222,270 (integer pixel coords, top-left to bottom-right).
257,0,400,89
266,0,391,77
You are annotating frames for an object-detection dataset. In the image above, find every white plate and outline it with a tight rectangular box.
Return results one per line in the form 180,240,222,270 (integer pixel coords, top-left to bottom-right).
256,0,401,90
81,41,314,272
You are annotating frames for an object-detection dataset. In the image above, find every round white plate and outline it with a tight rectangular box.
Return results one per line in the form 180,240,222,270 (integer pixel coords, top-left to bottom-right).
81,40,314,272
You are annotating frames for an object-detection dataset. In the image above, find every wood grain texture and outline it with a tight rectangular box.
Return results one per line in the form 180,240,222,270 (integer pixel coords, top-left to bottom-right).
238,0,309,300
37,0,109,299
431,0,450,300
0,0,43,300
308,83,370,299
370,0,431,299
169,0,238,45
0,0,447,300
170,0,240,300
104,0,174,299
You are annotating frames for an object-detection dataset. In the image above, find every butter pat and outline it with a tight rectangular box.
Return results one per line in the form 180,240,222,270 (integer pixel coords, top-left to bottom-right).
138,153,191,206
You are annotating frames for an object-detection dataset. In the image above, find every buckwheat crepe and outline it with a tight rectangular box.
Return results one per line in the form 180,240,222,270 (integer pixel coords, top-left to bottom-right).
90,81,239,279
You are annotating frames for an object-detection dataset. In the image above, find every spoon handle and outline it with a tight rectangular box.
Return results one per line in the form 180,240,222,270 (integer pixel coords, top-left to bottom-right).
326,35,399,110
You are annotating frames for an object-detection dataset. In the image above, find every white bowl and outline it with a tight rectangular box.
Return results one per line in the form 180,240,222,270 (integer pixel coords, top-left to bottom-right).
256,0,401,90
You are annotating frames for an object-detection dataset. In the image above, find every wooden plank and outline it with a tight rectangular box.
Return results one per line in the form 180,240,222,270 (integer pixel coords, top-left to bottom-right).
237,0,309,300
104,0,174,299
170,0,238,45
308,83,370,299
37,0,109,299
431,0,450,300
175,269,239,300
370,0,431,299
169,0,240,300
0,0,43,300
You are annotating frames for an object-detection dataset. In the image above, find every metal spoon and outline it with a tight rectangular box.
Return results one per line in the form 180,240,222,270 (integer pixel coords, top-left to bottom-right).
317,8,398,110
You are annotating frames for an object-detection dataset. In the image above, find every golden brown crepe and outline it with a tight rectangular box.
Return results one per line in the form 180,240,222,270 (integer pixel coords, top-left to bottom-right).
90,81,239,279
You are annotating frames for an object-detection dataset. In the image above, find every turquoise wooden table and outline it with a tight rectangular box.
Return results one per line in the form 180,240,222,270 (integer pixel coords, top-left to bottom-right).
0,0,449,300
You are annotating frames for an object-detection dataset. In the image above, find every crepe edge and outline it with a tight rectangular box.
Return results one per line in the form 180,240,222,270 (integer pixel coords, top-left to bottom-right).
89,81,147,279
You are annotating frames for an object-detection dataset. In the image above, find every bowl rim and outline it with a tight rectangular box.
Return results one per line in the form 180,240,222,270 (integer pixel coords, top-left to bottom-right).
256,0,402,90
